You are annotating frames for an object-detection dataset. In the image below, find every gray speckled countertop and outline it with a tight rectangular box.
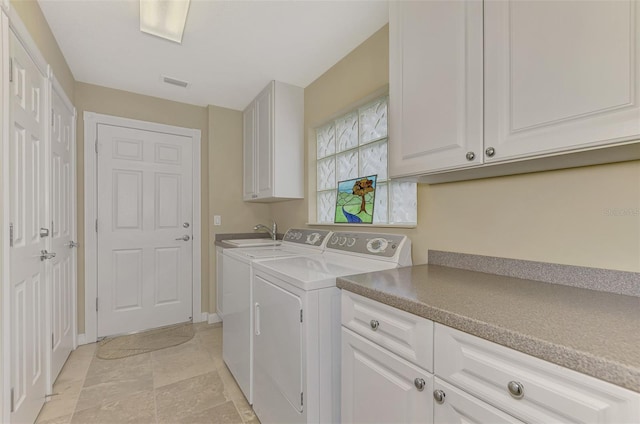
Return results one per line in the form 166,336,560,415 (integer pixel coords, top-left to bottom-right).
337,265,640,392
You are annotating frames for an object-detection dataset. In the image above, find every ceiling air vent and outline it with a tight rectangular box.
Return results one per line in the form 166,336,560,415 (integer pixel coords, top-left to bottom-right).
162,75,189,88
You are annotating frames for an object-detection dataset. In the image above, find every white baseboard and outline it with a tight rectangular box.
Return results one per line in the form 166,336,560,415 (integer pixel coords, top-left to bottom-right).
208,313,222,324
77,333,87,346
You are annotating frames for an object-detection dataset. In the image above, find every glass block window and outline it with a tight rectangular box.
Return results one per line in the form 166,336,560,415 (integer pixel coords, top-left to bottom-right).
315,96,417,225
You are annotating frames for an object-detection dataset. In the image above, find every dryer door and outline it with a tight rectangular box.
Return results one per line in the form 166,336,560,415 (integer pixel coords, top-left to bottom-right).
253,273,304,423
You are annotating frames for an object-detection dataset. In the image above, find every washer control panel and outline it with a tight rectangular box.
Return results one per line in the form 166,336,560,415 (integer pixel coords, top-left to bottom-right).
283,229,332,247
327,232,406,258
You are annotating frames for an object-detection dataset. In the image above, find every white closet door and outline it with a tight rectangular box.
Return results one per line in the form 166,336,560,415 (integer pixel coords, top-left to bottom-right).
97,124,193,337
49,86,75,382
9,31,48,424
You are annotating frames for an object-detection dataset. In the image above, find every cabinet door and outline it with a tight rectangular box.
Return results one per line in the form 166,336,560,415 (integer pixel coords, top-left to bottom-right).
389,0,483,177
243,103,256,200
342,327,433,424
434,378,524,424
255,84,273,199
485,0,640,162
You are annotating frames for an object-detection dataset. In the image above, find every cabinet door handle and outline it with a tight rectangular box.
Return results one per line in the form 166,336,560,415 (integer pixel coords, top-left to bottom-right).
433,389,446,404
414,378,426,391
370,320,379,331
254,303,261,336
507,381,524,399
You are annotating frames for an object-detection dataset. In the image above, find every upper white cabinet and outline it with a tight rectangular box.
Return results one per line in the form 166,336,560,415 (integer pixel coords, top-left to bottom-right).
484,0,640,162
243,80,304,202
389,0,483,175
390,0,640,180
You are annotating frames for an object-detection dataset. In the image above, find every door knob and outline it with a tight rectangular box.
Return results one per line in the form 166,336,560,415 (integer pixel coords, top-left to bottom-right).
40,250,56,261
175,235,190,241
65,241,78,248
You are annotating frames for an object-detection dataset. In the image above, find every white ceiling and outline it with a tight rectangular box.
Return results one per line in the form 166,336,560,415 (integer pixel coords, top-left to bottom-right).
38,0,389,110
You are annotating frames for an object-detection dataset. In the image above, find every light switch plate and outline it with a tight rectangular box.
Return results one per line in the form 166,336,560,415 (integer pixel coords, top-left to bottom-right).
214,215,221,226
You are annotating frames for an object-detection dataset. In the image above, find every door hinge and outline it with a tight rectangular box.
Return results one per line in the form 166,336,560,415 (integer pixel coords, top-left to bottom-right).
9,58,13,83
95,219,98,233
95,139,98,154
301,392,303,406
51,109,54,126
52,333,54,349
96,297,99,312
300,309,303,323
9,222,14,247
10,388,14,413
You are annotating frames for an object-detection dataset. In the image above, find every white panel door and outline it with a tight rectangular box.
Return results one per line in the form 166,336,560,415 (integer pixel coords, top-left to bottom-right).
49,87,75,382
252,274,303,423
484,0,640,162
9,31,48,424
341,327,433,424
97,124,193,337
389,0,483,177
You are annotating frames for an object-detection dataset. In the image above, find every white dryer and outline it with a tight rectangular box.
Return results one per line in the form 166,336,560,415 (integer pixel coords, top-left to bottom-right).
222,228,332,404
250,231,412,424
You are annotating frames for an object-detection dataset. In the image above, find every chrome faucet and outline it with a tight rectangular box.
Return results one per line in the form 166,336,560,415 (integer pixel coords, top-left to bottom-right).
254,221,277,241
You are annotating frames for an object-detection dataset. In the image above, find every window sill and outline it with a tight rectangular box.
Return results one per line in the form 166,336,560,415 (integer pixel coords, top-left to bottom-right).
306,222,417,229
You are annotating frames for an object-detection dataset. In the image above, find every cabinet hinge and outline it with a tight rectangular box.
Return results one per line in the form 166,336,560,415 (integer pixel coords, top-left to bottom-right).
9,222,14,247
9,58,12,83
10,388,14,413
96,297,98,312
301,392,303,406
300,309,303,323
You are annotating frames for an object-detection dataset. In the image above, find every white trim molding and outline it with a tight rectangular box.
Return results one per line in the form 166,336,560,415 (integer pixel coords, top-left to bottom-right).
207,313,222,324
83,112,202,344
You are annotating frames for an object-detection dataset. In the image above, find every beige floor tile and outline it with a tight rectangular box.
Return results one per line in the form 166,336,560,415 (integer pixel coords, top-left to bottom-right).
70,390,156,424
218,363,246,402
76,374,154,412
233,397,257,423
84,353,152,388
35,413,72,424
35,380,83,423
155,371,228,423
151,340,216,388
158,400,243,424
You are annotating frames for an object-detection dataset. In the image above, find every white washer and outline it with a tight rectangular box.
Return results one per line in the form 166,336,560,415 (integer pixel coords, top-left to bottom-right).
222,228,332,404
250,232,412,424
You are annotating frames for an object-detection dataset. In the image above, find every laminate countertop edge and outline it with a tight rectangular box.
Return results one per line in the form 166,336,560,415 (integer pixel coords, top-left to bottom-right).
337,265,640,393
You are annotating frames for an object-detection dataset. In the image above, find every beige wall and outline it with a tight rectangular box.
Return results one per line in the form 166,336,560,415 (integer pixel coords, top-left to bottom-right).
74,82,210,332
208,105,271,312
271,24,640,274
10,0,75,99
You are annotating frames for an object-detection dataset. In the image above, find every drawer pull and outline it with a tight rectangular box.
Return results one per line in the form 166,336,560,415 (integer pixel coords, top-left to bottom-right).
414,378,426,391
433,389,446,404
370,320,380,331
507,381,524,399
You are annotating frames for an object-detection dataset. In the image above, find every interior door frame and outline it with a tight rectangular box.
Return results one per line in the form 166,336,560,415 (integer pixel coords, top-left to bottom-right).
83,112,202,344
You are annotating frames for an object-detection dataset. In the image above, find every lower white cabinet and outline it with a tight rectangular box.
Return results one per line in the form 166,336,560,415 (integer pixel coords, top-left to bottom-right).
215,247,224,318
433,377,524,424
342,327,433,424
435,324,640,424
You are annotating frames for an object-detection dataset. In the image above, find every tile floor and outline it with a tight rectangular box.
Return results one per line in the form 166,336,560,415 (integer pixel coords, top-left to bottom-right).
35,322,259,424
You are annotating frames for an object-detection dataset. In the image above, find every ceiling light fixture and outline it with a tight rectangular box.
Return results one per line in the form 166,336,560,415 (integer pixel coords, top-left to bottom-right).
140,0,191,44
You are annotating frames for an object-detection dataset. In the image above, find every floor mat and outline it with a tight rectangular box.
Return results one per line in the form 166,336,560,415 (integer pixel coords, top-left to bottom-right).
96,322,195,359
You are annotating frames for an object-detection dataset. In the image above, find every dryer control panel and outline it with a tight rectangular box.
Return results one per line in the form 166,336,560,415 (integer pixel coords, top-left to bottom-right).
282,229,332,247
326,232,408,258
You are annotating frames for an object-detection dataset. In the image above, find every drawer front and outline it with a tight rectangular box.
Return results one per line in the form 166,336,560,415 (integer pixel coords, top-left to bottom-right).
435,324,640,424
434,377,524,424
342,291,433,372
